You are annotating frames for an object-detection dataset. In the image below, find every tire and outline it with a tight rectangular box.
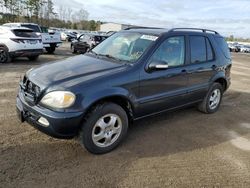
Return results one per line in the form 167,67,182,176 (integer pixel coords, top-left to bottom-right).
28,55,39,61
79,103,128,154
45,46,56,54
198,83,223,114
71,45,77,54
80,47,88,54
0,46,9,63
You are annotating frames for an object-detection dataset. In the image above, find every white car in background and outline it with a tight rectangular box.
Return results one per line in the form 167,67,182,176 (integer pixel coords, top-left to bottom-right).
3,23,62,54
0,26,43,63
240,45,250,53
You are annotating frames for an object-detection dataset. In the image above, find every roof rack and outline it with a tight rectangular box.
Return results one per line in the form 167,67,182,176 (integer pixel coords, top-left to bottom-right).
169,28,219,34
124,26,164,30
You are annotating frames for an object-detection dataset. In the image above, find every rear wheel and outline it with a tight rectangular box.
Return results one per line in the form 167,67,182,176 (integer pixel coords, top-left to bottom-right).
0,46,9,63
28,55,39,61
79,103,128,154
198,83,223,114
46,45,56,54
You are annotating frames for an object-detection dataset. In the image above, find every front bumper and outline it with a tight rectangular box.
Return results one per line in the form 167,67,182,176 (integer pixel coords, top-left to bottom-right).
9,49,43,58
16,89,84,139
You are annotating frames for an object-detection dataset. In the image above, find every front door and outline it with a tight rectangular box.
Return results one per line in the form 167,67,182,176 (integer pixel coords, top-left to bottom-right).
137,35,189,117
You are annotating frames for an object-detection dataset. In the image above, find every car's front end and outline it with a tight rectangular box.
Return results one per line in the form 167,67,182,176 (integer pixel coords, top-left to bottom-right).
16,51,132,139
16,72,84,138
16,87,83,138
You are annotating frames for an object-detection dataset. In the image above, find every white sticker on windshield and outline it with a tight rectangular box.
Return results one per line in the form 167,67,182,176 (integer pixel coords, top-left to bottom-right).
140,35,158,41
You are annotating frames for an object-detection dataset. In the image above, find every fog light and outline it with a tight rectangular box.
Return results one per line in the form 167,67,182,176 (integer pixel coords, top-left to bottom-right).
38,117,49,127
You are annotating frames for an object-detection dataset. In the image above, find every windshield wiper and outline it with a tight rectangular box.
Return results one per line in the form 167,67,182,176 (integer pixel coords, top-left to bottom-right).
88,50,98,56
98,54,131,64
88,51,131,64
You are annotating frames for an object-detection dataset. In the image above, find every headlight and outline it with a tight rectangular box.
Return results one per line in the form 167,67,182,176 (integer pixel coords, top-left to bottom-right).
40,91,76,109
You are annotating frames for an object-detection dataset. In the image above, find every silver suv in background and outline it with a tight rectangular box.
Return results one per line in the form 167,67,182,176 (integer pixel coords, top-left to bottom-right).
0,26,43,63
3,23,62,54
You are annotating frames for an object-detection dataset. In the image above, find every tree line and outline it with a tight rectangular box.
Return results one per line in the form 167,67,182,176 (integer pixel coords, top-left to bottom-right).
0,0,101,30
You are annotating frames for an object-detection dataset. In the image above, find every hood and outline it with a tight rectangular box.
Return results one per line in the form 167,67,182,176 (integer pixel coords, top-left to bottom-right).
27,54,126,89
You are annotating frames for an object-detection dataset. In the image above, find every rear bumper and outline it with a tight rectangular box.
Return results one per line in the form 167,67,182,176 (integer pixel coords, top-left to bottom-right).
16,89,84,139
9,49,43,58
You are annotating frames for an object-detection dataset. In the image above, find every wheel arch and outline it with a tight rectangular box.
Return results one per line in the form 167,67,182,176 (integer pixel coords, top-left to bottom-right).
0,43,9,51
83,94,135,123
210,72,228,92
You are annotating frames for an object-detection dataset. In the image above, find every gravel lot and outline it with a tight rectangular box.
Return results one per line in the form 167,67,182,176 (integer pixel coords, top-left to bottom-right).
1,43,250,188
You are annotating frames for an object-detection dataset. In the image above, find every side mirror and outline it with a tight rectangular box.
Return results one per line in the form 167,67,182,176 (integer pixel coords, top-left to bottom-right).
148,60,169,71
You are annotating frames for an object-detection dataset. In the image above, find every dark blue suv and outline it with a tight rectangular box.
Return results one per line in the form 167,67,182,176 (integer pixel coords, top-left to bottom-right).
16,27,231,154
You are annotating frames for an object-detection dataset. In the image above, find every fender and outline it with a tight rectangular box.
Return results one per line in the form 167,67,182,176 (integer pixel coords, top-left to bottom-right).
0,44,8,50
209,70,228,87
81,87,138,113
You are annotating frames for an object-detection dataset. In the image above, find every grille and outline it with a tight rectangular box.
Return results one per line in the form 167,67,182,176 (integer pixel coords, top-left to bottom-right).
21,76,40,103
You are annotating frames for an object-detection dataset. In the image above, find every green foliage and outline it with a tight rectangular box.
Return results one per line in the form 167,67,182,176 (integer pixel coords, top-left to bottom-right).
0,0,101,30
225,35,250,42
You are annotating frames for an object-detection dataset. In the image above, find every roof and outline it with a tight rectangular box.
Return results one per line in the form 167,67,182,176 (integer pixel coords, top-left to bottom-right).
0,25,33,31
3,22,39,26
123,27,220,36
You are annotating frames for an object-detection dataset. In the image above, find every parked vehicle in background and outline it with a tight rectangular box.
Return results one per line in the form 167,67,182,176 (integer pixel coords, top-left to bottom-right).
228,43,238,52
16,27,231,154
0,26,43,63
61,31,77,42
3,23,62,54
240,45,250,53
234,44,242,52
71,34,108,54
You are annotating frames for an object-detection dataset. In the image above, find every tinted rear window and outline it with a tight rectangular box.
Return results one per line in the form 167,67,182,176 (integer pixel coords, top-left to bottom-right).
12,29,38,38
21,24,41,32
214,36,231,59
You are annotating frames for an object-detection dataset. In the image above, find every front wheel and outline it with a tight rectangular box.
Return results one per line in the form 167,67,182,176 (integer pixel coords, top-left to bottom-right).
198,83,223,114
79,103,128,154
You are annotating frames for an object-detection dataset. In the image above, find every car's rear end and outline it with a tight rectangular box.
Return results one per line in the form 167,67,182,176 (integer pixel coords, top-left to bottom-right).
7,27,43,58
213,35,232,91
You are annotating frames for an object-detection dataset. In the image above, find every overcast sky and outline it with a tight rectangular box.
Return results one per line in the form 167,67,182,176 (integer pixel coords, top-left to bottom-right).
53,0,250,38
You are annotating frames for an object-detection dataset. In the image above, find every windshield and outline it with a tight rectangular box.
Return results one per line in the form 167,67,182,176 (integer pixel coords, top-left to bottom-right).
91,32,158,63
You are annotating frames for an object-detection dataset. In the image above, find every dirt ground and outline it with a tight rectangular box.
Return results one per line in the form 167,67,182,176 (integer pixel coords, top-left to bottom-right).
0,43,250,188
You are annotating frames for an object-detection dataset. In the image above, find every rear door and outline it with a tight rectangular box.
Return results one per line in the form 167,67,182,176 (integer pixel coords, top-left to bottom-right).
185,35,217,101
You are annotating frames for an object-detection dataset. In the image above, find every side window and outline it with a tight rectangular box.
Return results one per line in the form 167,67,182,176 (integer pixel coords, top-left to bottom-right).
150,36,185,67
190,36,206,63
206,38,214,61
